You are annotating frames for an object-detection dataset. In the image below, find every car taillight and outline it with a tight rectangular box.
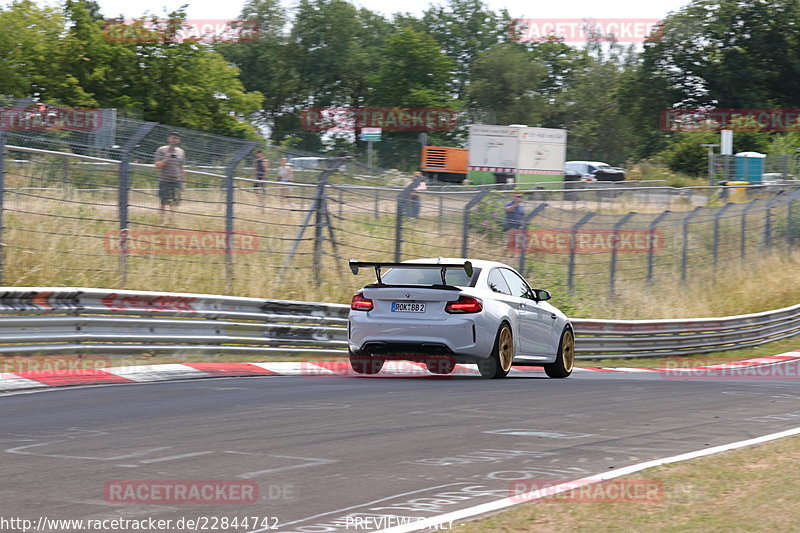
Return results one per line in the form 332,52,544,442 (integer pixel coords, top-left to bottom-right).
445,296,483,314
351,293,373,311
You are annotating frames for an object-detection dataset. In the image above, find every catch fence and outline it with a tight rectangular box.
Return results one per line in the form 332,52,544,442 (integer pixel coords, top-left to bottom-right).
2,100,800,307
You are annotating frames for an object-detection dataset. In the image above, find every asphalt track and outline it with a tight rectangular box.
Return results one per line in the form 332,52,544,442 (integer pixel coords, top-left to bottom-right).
3,361,800,533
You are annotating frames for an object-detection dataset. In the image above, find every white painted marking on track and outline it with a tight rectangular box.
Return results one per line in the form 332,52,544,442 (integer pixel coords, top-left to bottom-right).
246,483,470,533
483,429,593,439
139,451,215,463
374,425,800,532
237,455,336,479
107,364,208,382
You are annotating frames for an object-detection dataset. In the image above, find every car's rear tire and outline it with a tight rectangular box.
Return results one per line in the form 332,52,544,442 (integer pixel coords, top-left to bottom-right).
349,350,384,375
479,323,513,379
544,328,574,378
426,357,456,375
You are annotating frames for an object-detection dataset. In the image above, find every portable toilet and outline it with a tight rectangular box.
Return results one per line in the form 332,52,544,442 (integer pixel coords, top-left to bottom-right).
734,152,766,184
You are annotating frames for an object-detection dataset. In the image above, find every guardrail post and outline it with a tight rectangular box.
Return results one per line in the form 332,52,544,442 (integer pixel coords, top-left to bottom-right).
394,175,424,262
711,203,732,267
0,98,32,284
681,206,703,283
461,190,490,258
647,210,671,282
118,121,158,287
225,141,258,294
609,212,636,296
568,212,596,292
518,203,548,276
740,199,761,262
789,195,796,247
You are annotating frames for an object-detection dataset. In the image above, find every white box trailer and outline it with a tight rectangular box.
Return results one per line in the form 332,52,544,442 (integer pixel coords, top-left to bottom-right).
467,125,567,186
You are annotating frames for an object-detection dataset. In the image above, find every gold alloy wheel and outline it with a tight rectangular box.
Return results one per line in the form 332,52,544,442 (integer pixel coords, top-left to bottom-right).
498,326,514,371
562,330,575,372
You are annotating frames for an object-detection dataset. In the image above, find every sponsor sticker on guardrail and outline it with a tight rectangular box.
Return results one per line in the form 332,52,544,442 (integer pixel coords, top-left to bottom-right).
104,230,259,254
508,478,664,503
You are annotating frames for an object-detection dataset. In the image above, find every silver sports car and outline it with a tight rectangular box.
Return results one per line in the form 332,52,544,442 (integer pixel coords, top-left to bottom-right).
347,258,574,379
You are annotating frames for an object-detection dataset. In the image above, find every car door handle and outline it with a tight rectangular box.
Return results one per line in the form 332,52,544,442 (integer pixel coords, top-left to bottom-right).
519,303,526,309
550,314,557,319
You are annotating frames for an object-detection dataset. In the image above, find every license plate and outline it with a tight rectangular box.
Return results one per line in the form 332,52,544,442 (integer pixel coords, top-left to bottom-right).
391,302,425,313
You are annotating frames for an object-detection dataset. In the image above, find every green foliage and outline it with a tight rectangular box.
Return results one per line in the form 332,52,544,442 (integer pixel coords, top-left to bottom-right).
469,195,506,243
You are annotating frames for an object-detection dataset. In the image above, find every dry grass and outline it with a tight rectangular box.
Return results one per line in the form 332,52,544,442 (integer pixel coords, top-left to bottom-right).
455,435,800,533
3,183,799,318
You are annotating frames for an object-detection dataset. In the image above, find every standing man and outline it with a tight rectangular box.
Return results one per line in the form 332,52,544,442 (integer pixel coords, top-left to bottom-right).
504,192,524,232
154,131,185,222
253,150,269,203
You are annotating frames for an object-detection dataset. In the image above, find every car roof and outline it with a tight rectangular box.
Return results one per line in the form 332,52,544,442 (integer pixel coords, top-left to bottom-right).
565,160,611,166
401,257,514,271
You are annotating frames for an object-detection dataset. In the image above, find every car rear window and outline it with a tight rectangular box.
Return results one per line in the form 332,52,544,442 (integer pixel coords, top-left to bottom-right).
381,267,481,287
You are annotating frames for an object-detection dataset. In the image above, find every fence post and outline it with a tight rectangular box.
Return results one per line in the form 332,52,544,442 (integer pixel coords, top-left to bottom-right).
740,199,761,262
280,158,347,279
568,212,596,292
762,195,783,249
394,176,424,262
0,98,32,284
438,194,444,234
680,206,703,283
461,190,490,258
518,203,548,277
789,195,796,247
609,212,636,296
225,141,258,294
647,210,671,282
712,203,732,267
117,121,157,287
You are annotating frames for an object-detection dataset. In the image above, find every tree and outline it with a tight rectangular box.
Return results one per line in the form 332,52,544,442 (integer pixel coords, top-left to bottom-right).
468,42,547,126
0,1,86,102
420,0,510,98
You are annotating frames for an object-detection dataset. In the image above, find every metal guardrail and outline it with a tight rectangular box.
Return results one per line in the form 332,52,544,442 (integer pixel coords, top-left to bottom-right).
0,288,797,359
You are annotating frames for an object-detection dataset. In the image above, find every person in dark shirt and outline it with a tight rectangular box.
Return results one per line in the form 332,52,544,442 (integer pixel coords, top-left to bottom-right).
504,192,524,231
253,150,269,202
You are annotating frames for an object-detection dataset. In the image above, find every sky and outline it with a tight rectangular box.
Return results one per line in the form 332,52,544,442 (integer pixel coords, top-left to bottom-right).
84,0,692,23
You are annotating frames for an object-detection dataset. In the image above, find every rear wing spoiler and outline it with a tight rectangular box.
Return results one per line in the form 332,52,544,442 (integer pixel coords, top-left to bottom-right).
349,260,473,285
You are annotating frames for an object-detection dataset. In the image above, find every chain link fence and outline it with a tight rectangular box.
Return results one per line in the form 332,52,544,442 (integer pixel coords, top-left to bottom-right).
2,99,800,307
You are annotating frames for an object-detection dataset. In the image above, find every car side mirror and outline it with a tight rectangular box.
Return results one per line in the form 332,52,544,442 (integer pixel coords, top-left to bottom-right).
533,289,551,301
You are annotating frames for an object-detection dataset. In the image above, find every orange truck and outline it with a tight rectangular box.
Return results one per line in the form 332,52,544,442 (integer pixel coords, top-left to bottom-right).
420,146,468,183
